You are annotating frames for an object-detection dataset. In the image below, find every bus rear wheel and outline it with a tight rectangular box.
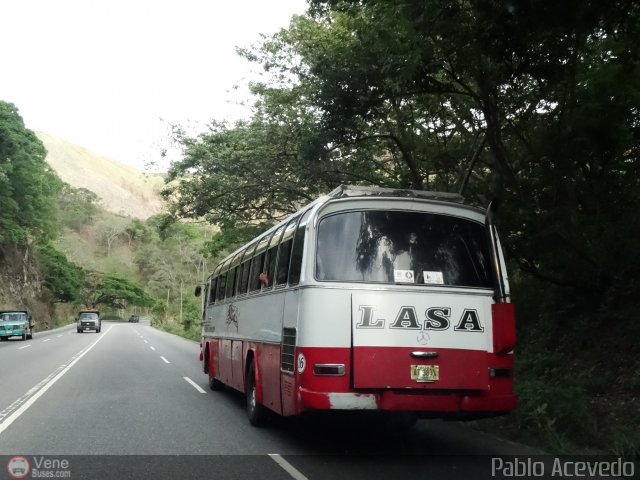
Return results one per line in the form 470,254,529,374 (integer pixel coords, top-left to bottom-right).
246,362,268,427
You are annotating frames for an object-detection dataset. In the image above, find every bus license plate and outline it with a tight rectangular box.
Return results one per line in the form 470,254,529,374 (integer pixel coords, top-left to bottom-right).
411,365,439,382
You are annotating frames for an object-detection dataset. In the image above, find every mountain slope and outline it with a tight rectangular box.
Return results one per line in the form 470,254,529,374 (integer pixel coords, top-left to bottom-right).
37,132,166,219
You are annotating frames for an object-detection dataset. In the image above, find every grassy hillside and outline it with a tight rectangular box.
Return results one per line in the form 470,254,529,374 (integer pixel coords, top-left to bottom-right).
37,131,166,219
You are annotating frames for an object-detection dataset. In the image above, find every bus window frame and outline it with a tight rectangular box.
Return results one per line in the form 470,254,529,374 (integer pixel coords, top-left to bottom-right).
228,242,258,300
225,250,244,299
274,215,300,288
215,258,234,303
248,231,274,294
288,209,311,286
207,278,217,305
263,223,287,291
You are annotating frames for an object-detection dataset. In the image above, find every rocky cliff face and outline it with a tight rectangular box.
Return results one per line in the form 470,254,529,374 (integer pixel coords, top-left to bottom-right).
0,244,59,330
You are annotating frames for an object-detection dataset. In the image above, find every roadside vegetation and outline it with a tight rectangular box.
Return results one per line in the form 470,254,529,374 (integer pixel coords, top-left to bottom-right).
162,1,640,456
0,101,202,333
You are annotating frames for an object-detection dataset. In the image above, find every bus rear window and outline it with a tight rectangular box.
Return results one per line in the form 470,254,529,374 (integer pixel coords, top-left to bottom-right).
315,210,492,288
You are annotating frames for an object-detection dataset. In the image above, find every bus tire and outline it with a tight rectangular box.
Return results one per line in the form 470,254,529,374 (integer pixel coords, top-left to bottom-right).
246,362,268,427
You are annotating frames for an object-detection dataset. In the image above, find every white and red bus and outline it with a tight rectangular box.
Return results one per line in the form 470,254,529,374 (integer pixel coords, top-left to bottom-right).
197,185,516,426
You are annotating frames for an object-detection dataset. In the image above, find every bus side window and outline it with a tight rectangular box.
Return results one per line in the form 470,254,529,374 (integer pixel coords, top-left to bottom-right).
249,252,266,292
235,263,245,296
264,223,285,290
226,267,237,299
275,216,299,286
248,231,273,293
208,278,217,304
265,246,278,289
217,271,228,301
289,210,310,285
275,239,293,286
238,261,250,295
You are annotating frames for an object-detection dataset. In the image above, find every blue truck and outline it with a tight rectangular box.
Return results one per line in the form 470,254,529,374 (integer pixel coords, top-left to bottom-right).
0,310,34,341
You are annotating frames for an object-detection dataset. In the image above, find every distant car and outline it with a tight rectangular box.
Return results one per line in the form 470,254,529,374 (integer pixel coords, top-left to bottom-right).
128,315,140,323
0,310,34,341
77,310,101,333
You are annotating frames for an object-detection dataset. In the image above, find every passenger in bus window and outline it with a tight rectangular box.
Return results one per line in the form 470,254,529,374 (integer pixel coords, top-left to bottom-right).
259,272,269,287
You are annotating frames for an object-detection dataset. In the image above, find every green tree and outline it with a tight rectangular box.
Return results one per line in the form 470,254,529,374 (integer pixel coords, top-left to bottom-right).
57,185,99,231
81,272,154,309
164,120,326,229
0,101,62,244
168,0,640,303
36,242,85,303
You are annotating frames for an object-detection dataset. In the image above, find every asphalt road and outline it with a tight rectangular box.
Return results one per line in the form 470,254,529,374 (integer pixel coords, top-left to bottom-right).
0,321,543,480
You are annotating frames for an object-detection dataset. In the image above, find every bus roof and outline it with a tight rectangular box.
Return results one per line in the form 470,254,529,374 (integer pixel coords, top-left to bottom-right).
327,185,465,203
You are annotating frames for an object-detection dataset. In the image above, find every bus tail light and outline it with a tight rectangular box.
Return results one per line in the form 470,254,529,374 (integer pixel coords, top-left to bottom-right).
492,303,515,354
313,364,346,376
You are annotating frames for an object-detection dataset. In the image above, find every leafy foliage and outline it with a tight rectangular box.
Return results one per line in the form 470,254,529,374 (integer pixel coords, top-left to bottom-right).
36,242,85,303
57,185,99,231
0,101,62,244
81,272,154,309
166,0,640,299
162,0,640,453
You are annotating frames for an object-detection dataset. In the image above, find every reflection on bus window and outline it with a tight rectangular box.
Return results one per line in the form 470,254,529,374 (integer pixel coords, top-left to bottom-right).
316,210,492,288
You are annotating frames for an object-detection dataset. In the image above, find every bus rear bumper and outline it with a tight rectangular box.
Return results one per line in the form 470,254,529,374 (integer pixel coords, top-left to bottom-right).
299,388,517,413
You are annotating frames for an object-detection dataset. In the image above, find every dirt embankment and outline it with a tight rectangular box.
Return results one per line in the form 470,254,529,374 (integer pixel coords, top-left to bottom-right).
0,244,72,330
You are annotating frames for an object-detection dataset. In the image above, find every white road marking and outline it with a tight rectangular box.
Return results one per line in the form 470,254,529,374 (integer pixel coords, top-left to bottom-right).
268,454,309,480
0,326,113,436
149,346,156,351
160,356,170,364
18,345,31,350
183,377,206,394
42,339,51,343
57,335,63,338
143,340,148,344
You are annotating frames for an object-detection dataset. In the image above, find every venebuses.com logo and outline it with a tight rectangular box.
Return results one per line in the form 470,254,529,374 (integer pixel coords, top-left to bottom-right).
6,456,72,478
7,456,30,479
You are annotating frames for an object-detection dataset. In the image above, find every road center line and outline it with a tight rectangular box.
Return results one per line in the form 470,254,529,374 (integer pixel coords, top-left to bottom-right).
143,340,148,344
268,454,309,480
0,325,113,436
183,377,206,394
18,345,31,350
57,335,63,338
160,356,170,364
149,346,156,351
42,339,51,343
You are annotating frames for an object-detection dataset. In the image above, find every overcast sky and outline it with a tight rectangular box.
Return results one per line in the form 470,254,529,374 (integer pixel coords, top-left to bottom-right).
0,0,307,170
